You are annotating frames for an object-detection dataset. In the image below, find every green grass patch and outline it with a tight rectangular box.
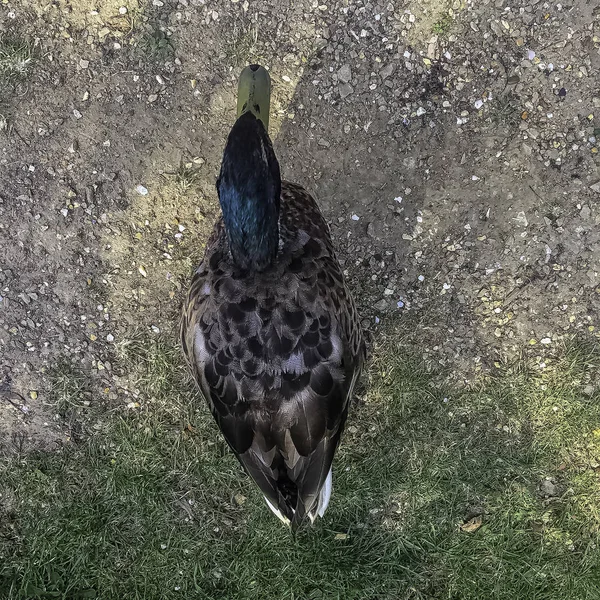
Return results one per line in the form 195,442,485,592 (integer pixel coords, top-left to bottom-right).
47,359,92,418
1,328,599,599
137,27,174,61
0,35,35,130
432,13,453,36
0,36,34,87
224,25,259,67
162,163,203,195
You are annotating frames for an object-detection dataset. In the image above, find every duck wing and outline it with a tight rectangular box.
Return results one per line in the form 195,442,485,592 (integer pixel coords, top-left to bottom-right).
181,182,365,526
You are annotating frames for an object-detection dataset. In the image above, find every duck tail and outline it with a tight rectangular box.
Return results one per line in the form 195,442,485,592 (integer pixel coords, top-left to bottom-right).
264,495,292,526
313,467,333,519
289,467,333,532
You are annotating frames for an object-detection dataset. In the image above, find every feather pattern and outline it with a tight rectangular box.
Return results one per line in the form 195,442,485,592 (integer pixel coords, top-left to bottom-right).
181,181,365,527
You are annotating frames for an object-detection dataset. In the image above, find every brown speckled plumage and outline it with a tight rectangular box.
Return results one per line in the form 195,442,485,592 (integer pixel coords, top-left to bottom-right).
181,181,365,527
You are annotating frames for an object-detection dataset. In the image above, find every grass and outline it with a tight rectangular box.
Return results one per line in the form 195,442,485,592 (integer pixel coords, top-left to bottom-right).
489,93,521,128
432,14,453,36
224,24,259,67
0,36,34,87
1,326,599,599
0,35,35,130
169,163,202,195
47,360,92,418
137,27,174,61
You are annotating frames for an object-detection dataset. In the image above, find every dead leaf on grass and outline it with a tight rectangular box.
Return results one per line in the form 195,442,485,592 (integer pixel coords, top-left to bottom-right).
460,515,483,533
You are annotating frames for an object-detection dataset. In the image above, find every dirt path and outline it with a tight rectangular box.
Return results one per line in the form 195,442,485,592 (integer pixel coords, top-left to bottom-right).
1,0,599,450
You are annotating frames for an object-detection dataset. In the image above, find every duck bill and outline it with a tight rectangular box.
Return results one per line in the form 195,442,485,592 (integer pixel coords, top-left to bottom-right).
237,64,271,133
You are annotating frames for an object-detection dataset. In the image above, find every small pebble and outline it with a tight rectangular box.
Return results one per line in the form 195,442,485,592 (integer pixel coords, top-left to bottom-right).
339,83,354,99
338,64,352,83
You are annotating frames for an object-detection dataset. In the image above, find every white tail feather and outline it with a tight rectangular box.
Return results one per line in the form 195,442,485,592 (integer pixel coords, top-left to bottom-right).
316,467,333,517
308,468,332,523
264,496,291,525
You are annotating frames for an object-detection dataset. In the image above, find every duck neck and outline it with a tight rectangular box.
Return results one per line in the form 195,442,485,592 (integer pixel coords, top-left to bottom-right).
217,112,281,272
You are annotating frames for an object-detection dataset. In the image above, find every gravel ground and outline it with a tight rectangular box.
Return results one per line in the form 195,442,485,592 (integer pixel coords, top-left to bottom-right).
1,0,599,450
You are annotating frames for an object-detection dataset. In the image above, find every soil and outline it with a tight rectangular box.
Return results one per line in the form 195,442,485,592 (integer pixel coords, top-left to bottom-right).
1,0,599,451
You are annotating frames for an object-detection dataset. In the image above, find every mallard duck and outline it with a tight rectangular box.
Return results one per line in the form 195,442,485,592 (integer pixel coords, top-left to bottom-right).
181,65,365,528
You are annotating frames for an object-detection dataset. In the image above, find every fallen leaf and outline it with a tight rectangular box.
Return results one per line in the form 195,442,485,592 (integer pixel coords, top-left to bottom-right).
460,515,483,533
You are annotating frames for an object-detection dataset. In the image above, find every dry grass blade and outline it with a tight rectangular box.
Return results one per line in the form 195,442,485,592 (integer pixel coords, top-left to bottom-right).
0,37,34,86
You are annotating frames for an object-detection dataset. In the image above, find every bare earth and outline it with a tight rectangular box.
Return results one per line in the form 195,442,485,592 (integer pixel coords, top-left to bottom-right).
1,0,599,450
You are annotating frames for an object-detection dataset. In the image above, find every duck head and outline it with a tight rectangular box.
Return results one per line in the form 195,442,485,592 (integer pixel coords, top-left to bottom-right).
217,111,281,272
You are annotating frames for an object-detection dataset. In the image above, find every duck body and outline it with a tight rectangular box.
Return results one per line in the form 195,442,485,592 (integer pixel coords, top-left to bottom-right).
181,110,365,527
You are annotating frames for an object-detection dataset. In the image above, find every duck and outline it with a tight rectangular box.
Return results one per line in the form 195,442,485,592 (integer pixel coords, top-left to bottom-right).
180,64,366,528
